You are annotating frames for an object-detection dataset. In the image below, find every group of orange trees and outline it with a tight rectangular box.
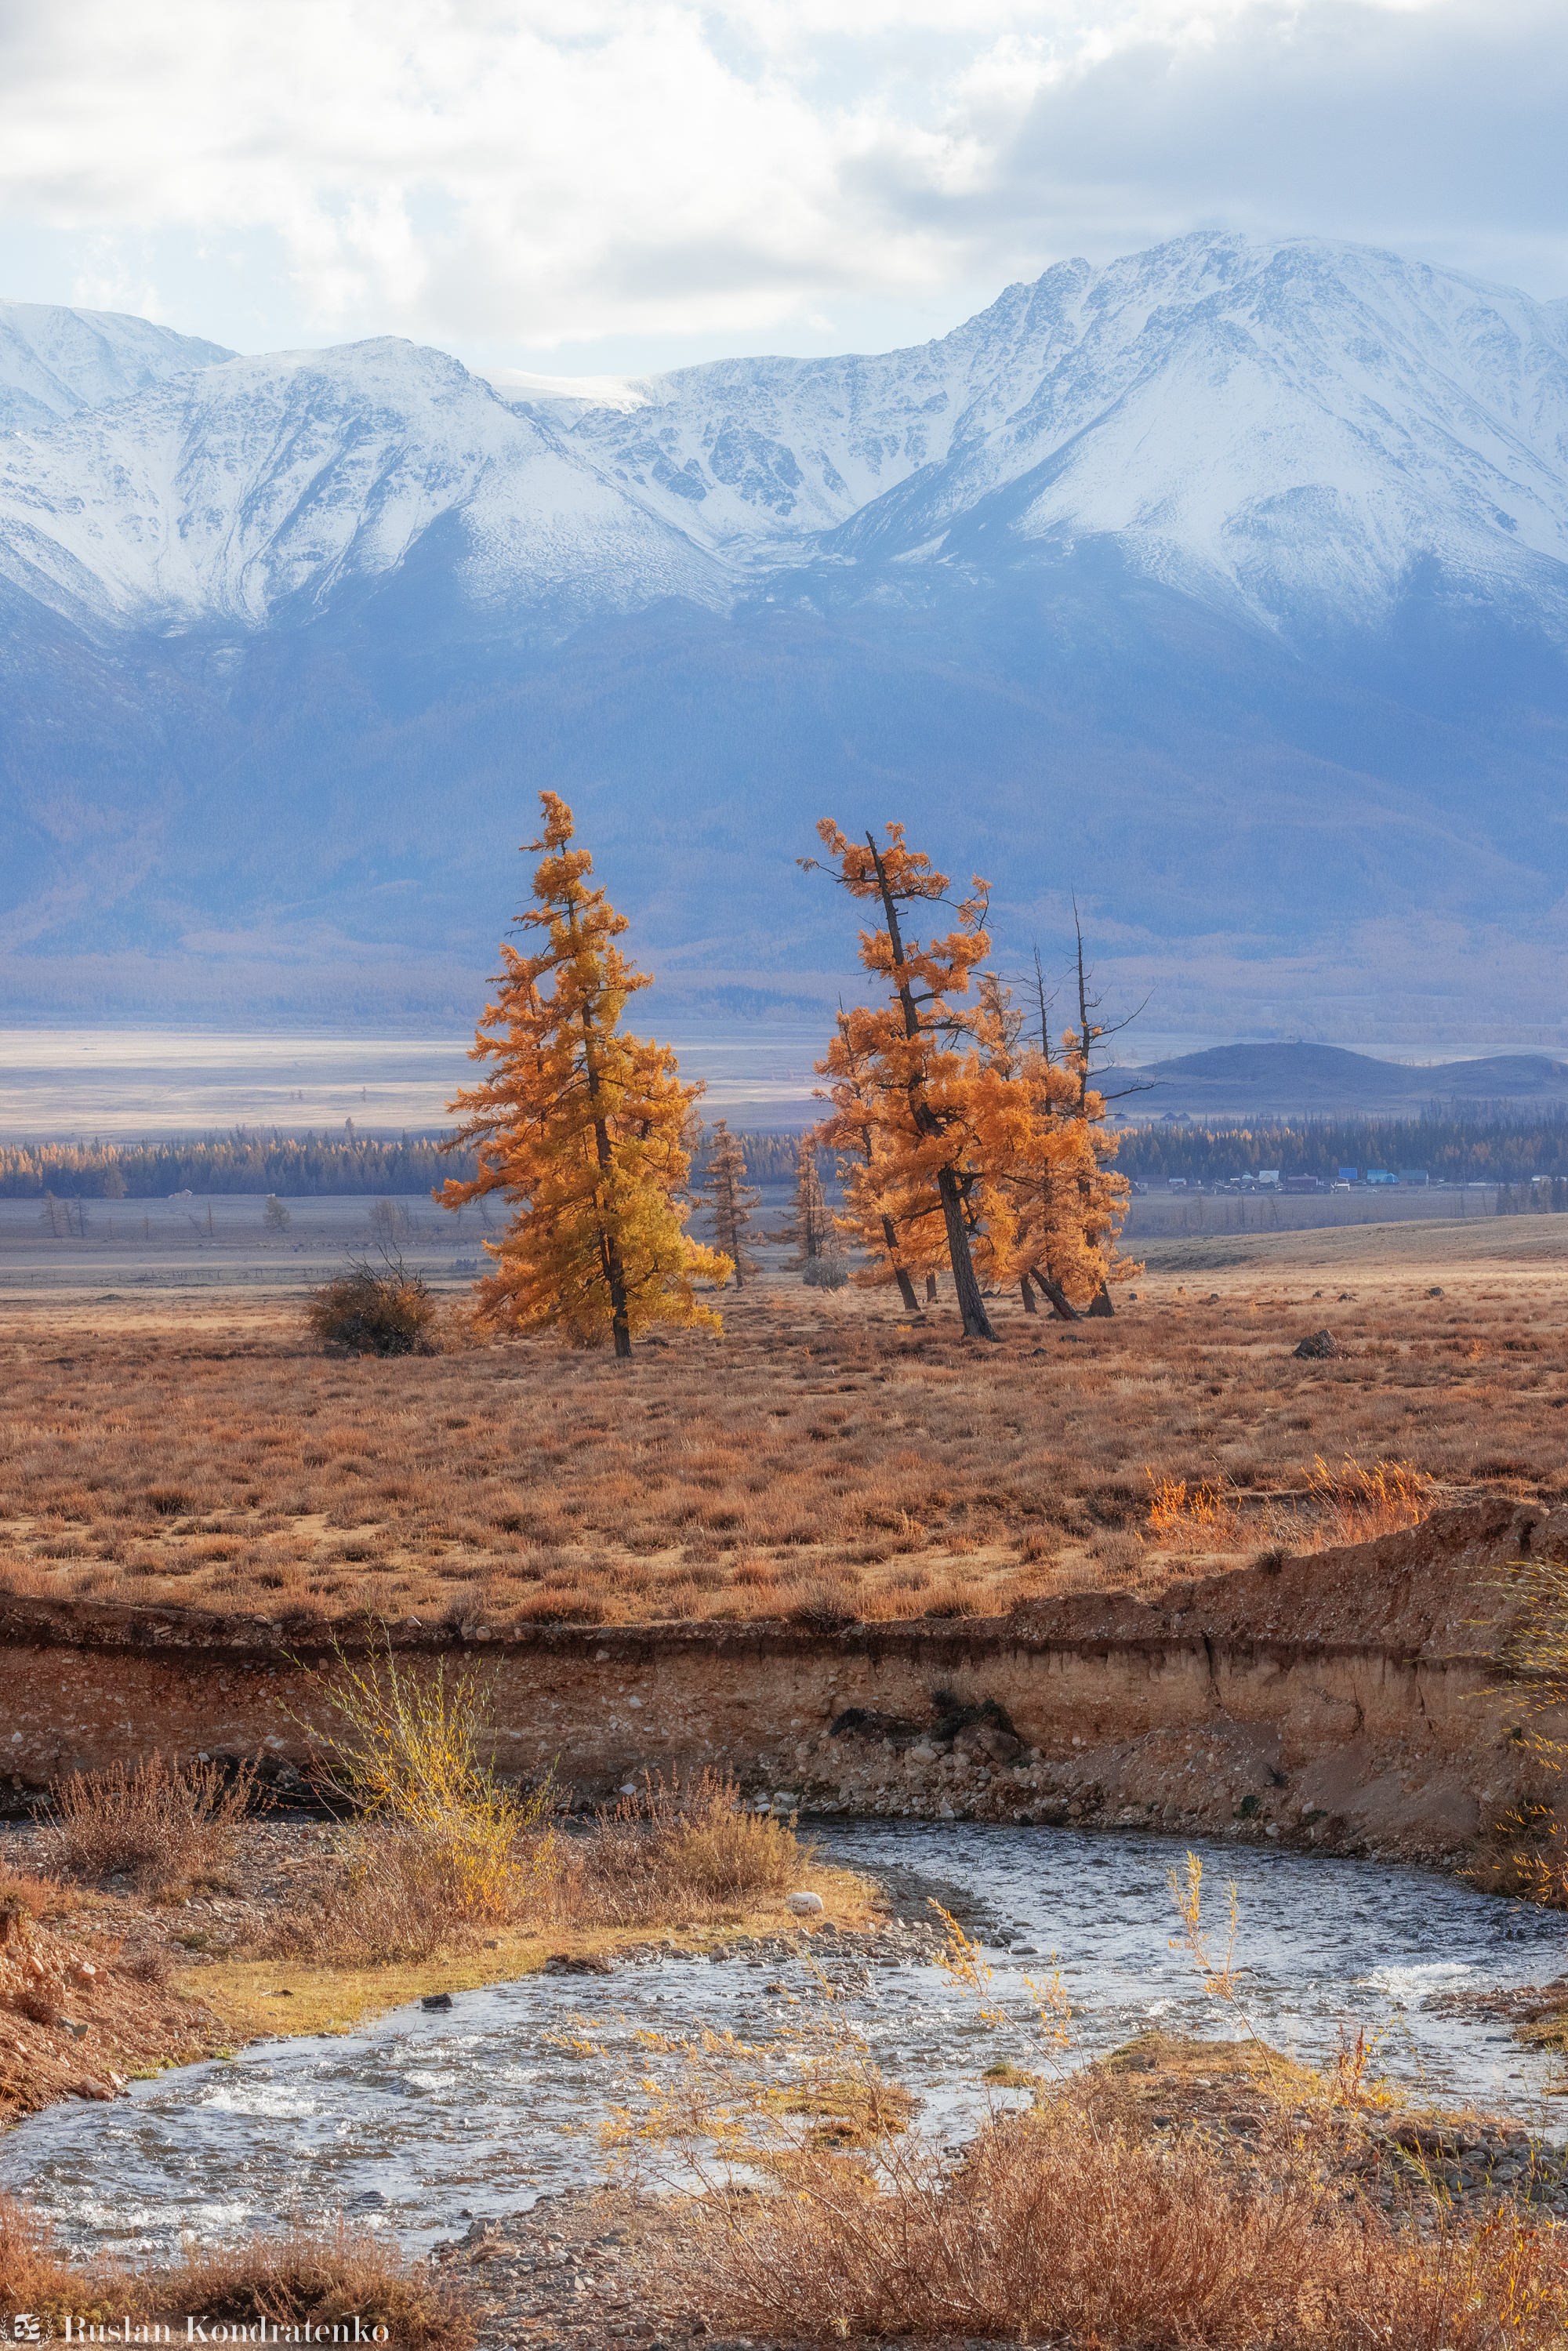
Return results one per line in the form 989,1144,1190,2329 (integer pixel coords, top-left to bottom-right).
441,793,1133,1355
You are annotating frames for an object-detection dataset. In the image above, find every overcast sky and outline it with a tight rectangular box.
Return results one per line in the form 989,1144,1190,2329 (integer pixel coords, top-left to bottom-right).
1,0,1564,377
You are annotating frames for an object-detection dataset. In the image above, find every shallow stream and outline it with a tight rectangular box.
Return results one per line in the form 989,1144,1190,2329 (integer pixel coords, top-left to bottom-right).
7,1823,1565,2258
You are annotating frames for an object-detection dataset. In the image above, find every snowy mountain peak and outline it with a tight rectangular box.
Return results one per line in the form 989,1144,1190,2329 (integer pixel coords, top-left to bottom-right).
0,300,234,430
2,234,1568,642
501,232,1568,628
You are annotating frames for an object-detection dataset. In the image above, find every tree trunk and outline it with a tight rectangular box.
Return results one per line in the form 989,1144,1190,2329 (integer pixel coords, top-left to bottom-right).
1030,1268,1080,1322
593,1116,633,1355
937,1165,997,1340
1086,1283,1114,1318
866,834,997,1344
1019,1270,1038,1314
572,891,634,1356
879,1214,920,1311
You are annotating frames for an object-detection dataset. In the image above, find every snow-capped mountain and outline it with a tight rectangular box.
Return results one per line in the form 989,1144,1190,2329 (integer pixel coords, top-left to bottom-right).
5,235,1568,640
0,300,233,429
3,234,1568,1042
0,336,725,632
503,236,1568,634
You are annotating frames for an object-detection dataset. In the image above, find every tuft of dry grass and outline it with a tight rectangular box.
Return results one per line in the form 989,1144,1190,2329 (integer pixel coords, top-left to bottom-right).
44,1751,264,1890
0,2197,474,2351
573,1770,807,1927
0,1267,1561,1628
258,1769,810,1963
0,1870,68,1937
167,2222,474,2351
254,1819,521,1966
674,2101,1567,2349
0,2192,88,2327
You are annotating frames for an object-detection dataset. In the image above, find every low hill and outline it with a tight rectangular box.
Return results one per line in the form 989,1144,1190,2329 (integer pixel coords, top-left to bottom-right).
1126,1043,1568,1122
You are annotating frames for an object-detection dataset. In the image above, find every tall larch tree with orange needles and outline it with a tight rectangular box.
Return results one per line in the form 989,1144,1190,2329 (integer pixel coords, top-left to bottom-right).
811,1010,925,1312
804,821,1003,1342
438,793,730,1356
970,971,1134,1319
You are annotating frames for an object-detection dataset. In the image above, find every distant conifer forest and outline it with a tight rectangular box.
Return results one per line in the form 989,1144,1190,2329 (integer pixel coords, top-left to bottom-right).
1116,1111,1568,1187
9,1111,1566,1202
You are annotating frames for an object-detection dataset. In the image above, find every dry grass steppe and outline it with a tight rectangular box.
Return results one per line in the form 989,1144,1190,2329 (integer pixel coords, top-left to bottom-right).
1,1211,1566,1630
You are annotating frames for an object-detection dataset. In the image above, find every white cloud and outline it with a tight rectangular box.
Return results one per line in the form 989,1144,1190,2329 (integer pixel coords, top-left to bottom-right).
0,0,1563,368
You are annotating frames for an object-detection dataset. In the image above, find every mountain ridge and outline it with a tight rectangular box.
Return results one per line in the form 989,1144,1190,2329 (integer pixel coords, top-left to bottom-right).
2,234,1568,1043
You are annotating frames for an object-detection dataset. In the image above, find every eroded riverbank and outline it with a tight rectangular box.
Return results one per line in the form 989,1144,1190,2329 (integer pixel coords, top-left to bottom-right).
4,1500,1557,1871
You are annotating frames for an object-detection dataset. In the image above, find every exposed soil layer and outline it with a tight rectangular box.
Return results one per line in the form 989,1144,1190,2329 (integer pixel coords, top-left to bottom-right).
2,1500,1557,1867
0,1880,220,2117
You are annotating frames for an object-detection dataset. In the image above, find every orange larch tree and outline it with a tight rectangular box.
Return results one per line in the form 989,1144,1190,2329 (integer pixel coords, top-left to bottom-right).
811,1010,925,1313
804,821,1004,1341
437,793,730,1355
970,971,1134,1319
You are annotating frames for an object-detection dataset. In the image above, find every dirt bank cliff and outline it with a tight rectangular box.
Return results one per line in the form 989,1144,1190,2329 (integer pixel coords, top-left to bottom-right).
2,1502,1558,1865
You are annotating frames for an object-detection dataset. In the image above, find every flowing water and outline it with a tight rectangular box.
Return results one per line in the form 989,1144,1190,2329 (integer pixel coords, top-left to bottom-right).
6,1823,1563,2258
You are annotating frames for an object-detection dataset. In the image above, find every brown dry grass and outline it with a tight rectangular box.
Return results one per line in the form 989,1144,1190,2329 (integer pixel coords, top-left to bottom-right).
1,1235,1565,1627
45,1751,263,1891
570,1769,808,1926
254,1769,811,1963
0,2195,474,2349
674,2099,1566,2348
633,1973,1568,2350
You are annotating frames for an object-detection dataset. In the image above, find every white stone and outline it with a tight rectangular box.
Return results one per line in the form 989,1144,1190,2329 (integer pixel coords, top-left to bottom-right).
786,1891,826,1917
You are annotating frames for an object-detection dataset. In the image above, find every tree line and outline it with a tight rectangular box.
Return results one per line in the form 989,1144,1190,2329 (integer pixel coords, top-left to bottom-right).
1116,1113,1568,1188
0,1134,481,1199
440,796,1134,1353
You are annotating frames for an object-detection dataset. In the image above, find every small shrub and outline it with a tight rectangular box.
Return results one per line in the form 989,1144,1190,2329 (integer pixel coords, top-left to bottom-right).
668,2101,1568,2349
306,1255,438,1356
788,1581,858,1633
118,1941,175,1986
920,1582,983,1618
0,1871,60,1938
1465,1800,1568,1909
45,1751,263,1889
286,1638,561,1936
0,2200,474,2351
580,1769,808,1925
802,1255,850,1291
